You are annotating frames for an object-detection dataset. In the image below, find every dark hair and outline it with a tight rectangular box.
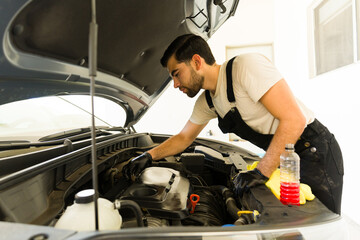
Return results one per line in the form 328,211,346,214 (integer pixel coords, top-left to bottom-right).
160,34,216,67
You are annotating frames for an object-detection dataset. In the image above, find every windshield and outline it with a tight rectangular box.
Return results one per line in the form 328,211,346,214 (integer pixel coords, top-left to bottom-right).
0,95,126,142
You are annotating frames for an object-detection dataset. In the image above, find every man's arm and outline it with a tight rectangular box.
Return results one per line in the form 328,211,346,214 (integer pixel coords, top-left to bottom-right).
123,120,207,178
256,79,306,177
148,120,207,160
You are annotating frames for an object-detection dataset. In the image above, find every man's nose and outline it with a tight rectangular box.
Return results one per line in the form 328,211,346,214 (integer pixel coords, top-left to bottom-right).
173,79,180,88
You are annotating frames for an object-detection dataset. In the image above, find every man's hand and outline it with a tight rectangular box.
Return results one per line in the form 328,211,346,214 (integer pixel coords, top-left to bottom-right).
123,152,152,179
233,168,269,197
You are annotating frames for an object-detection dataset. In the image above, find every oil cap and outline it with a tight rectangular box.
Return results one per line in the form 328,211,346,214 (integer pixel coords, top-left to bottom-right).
75,189,95,204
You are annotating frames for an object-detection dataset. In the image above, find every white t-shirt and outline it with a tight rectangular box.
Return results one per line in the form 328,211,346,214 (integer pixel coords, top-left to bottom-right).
189,53,314,134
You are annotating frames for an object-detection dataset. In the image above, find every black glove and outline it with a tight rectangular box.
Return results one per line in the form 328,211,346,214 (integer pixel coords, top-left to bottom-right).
123,152,152,179
233,168,269,197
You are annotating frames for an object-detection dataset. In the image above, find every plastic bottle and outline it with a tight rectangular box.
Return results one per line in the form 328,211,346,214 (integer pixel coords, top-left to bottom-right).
55,189,122,231
280,143,300,206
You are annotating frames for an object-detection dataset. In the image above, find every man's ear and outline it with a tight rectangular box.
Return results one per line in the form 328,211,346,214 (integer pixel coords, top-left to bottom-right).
192,54,202,70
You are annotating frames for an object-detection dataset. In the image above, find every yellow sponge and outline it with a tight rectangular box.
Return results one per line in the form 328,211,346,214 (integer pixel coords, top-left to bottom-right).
247,161,315,204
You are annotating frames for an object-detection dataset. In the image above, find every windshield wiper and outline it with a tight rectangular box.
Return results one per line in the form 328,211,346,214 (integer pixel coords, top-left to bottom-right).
0,140,32,151
39,126,128,142
37,126,129,142
0,126,127,151
0,131,104,151
39,127,96,141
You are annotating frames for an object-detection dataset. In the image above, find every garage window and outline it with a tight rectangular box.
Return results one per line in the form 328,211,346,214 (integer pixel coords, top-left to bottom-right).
309,0,359,76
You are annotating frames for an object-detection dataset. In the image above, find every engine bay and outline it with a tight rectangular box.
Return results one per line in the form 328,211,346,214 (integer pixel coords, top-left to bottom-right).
63,144,256,230
0,133,336,232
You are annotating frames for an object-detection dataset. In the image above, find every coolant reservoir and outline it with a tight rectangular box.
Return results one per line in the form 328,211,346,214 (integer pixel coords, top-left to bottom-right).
55,189,122,231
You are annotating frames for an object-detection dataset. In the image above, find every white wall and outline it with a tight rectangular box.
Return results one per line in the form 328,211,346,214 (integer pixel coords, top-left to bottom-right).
136,0,360,225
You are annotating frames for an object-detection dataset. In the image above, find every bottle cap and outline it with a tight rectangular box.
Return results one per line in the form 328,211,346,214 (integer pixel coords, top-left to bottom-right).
75,189,95,204
285,143,295,150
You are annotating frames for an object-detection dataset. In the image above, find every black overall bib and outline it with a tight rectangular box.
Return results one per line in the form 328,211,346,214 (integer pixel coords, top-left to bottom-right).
205,57,344,214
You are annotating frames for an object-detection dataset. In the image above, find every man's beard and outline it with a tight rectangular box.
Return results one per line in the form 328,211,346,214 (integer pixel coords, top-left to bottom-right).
185,68,204,98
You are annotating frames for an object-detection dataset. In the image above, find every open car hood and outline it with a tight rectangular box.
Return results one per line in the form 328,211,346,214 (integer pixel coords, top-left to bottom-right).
0,0,238,127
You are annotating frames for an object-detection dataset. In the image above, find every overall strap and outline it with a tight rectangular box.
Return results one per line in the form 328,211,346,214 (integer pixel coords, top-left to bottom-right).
205,57,237,111
225,57,236,103
205,90,214,109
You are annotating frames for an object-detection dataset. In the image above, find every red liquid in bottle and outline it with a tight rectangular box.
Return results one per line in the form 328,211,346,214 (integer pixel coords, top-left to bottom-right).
280,144,300,206
280,182,300,206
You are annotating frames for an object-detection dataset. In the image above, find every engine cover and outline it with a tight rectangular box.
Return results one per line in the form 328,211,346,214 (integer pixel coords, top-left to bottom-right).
120,167,191,220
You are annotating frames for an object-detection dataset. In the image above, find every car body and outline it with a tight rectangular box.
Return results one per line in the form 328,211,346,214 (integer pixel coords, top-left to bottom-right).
0,0,360,239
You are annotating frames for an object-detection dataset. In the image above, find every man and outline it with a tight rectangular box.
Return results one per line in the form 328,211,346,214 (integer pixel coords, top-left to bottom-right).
124,34,344,214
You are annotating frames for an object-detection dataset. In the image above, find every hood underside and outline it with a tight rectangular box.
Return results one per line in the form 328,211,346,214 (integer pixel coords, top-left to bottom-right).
0,0,238,127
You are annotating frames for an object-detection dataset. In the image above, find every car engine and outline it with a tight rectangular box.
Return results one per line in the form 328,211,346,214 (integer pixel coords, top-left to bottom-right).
54,145,255,230
0,133,264,231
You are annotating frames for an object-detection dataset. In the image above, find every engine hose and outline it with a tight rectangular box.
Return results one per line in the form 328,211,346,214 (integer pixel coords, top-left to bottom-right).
183,187,226,226
115,199,145,227
211,185,250,225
